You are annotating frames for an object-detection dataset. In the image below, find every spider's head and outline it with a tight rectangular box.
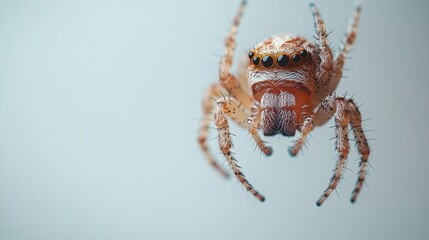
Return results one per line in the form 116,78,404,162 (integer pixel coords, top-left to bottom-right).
247,35,316,102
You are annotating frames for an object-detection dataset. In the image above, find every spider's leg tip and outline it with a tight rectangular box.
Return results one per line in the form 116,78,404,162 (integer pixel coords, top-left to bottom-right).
309,3,316,10
264,146,273,157
287,146,298,158
260,196,266,202
350,197,357,203
356,5,362,12
316,200,322,207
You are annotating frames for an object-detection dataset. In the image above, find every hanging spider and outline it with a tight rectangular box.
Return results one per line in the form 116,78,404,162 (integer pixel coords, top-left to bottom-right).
198,0,370,206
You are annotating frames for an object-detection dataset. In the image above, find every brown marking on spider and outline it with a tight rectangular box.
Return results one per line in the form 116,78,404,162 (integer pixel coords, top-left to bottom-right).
198,0,370,206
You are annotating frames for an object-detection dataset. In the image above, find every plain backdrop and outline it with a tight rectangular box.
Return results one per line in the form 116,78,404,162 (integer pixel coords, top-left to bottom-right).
0,0,428,239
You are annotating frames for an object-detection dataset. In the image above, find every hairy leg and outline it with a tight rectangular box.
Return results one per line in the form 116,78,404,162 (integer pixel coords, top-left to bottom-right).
214,99,265,201
198,84,230,177
198,83,253,177
314,95,371,205
219,0,253,110
313,94,337,126
329,0,362,91
317,98,350,206
217,1,272,157
347,99,370,203
309,3,333,98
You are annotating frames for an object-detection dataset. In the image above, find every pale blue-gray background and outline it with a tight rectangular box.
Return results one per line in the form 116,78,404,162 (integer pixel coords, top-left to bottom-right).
0,0,428,239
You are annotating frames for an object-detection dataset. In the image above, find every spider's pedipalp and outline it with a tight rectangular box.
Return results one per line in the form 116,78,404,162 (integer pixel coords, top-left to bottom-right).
288,116,314,157
247,101,273,156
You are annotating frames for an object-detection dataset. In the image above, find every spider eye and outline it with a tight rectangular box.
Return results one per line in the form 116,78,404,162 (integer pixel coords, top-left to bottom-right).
277,55,289,67
300,50,308,58
248,51,254,59
252,56,260,65
261,55,273,67
292,54,300,63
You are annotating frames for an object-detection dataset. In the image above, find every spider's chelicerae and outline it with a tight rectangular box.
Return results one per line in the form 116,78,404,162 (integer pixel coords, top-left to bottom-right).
198,0,370,206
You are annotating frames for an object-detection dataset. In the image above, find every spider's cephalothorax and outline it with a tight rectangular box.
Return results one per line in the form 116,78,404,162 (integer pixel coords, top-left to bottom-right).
248,35,318,137
198,0,370,206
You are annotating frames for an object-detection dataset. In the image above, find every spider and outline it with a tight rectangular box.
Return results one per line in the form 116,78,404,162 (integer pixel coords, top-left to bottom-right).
198,0,370,206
